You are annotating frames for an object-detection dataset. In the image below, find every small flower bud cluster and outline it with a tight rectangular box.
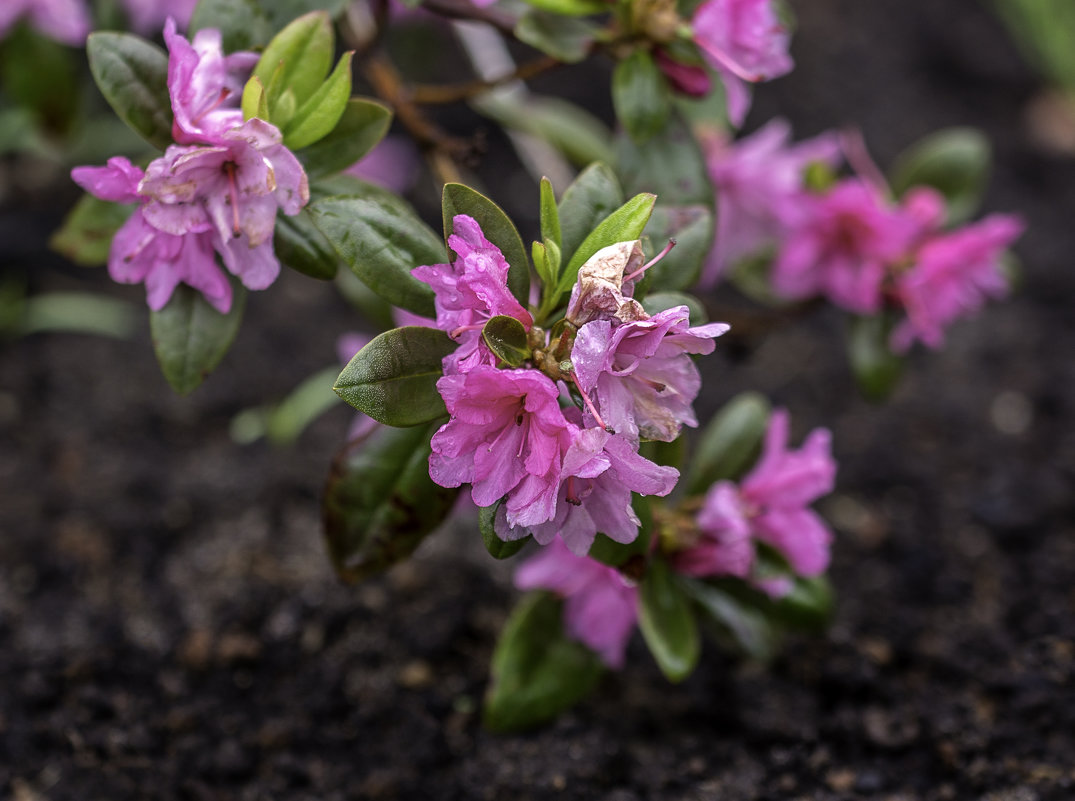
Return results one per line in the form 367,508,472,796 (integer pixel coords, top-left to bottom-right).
71,20,309,313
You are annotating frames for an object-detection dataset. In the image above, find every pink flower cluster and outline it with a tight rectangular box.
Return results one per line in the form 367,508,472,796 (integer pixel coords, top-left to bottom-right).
702,122,1024,350
0,0,196,44
417,217,728,556
72,20,308,313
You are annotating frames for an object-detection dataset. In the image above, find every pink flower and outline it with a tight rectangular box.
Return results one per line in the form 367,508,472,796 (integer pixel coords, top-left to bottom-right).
138,118,309,290
515,539,639,669
674,409,836,582
571,306,729,442
72,157,232,312
770,179,919,314
0,0,90,45
345,136,420,194
413,214,533,374
892,214,1024,351
496,424,679,555
698,119,841,288
163,17,258,145
122,0,197,35
428,366,575,530
653,49,711,98
691,0,793,126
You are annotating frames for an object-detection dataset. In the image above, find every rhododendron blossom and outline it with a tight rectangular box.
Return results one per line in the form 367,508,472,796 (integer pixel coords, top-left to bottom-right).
674,409,836,583
515,539,639,669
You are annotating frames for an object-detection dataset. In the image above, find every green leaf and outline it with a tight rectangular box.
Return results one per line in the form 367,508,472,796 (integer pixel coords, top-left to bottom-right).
149,281,246,395
638,557,700,682
334,326,455,426
532,241,556,289
263,0,350,29
679,577,779,662
49,195,135,268
848,314,905,402
190,0,272,51
480,503,530,559
475,94,613,167
309,190,443,317
558,163,624,264
639,204,713,291
484,593,604,731
558,192,656,296
889,127,992,225
613,50,671,143
587,496,652,567
685,392,770,495
514,11,596,63
254,11,333,111
241,75,269,122
0,26,79,133
282,51,354,150
641,291,707,324
517,0,608,14
300,98,392,180
86,32,173,150
274,208,340,280
769,574,834,631
442,183,530,309
482,315,531,368
17,293,136,339
615,109,713,206
323,422,458,582
539,177,562,249
265,366,342,444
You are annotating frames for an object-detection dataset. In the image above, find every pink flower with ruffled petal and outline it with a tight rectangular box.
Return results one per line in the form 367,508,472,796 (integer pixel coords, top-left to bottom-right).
163,17,259,144
429,366,576,530
414,214,533,374
571,306,729,443
892,214,1024,351
699,119,842,288
691,0,793,126
771,178,920,314
515,539,639,669
0,0,90,46
674,409,836,584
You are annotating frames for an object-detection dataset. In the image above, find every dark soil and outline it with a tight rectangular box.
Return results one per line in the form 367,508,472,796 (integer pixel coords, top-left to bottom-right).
2,0,1074,798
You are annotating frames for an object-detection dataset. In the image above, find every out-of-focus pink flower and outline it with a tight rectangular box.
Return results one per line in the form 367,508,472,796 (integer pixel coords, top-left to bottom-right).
699,119,841,288
345,136,420,194
571,306,729,442
770,179,918,314
122,0,197,35
413,214,533,374
0,0,90,46
653,49,711,98
515,539,639,669
691,0,793,126
892,214,1024,351
674,409,836,583
164,17,258,144
72,157,232,312
429,366,575,530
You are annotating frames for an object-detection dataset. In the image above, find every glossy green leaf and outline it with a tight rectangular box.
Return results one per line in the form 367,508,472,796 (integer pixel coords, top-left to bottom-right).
638,557,700,682
483,315,531,368
558,163,624,264
309,190,442,317
615,110,713,207
889,127,991,225
480,503,530,559
334,326,454,427
17,293,136,339
848,314,905,402
680,577,779,662
484,593,604,731
283,51,354,150
518,0,608,14
515,11,596,63
639,204,713,291
254,11,333,110
323,422,458,582
558,192,657,296
264,0,350,28
49,195,135,267
640,291,707,324
442,183,530,309
274,208,340,280
86,32,173,150
476,94,613,167
190,0,272,51
613,50,671,143
149,281,246,395
300,98,392,180
532,241,555,289
241,75,268,122
685,392,770,495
